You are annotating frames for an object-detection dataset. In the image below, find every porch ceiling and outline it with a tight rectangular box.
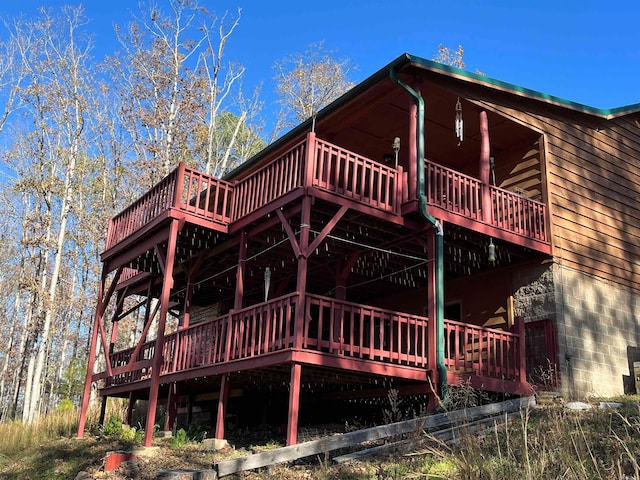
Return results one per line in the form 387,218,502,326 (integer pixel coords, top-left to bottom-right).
314,71,539,177
125,199,545,311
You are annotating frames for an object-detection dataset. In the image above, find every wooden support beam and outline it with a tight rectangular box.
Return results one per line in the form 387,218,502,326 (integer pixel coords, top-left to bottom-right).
287,363,302,446
116,298,147,322
234,231,248,310
165,383,179,432
78,264,124,438
125,297,161,372
515,316,526,384
305,205,348,256
293,196,311,349
333,412,518,463
215,374,230,440
479,110,492,222
144,219,180,447
276,208,302,258
126,392,136,426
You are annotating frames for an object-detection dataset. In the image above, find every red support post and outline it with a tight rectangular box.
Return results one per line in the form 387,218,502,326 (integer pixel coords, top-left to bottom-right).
293,196,311,349
164,383,179,432
109,320,118,353
303,132,316,189
287,363,302,445
234,230,248,310
479,111,492,222
515,316,526,384
182,281,193,329
77,271,106,438
143,219,180,447
173,162,186,208
126,392,136,426
408,96,417,201
215,374,230,440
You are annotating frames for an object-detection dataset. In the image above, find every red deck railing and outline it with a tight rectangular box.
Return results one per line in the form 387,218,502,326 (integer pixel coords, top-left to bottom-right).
160,293,298,373
304,294,428,367
490,184,547,242
105,294,526,388
105,137,547,253
107,340,155,386
312,139,401,214
424,159,547,242
231,141,306,221
106,169,179,249
105,164,234,250
425,161,483,220
175,165,233,225
444,318,524,382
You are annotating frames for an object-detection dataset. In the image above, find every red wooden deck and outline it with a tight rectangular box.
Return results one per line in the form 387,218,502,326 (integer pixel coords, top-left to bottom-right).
100,293,527,394
104,133,549,255
86,131,545,447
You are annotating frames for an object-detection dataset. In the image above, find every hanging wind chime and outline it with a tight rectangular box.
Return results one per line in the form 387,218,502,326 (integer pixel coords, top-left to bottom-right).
455,97,463,145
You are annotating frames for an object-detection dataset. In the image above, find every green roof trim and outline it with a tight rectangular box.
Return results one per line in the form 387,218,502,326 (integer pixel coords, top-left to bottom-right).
403,53,640,118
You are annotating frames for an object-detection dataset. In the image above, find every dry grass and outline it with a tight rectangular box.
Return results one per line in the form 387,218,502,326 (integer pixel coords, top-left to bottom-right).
0,397,639,479
421,398,640,480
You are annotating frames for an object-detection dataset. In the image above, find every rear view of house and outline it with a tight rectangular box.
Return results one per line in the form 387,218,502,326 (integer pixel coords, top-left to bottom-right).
77,53,640,447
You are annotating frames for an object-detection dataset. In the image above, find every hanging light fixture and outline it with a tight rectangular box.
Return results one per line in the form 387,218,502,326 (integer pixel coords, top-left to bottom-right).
488,239,496,264
392,137,401,168
264,267,271,302
455,97,463,145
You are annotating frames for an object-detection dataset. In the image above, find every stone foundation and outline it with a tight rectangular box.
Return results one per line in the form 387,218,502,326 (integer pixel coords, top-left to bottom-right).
513,261,640,398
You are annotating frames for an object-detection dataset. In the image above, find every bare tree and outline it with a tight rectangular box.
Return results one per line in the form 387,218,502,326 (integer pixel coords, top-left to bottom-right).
432,44,466,69
274,41,355,134
432,43,484,75
3,5,96,423
109,0,259,186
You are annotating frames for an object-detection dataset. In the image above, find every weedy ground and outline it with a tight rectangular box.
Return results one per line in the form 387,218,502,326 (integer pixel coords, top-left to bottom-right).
1,394,639,479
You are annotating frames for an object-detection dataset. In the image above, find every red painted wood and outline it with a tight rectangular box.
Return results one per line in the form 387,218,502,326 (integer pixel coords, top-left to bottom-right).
105,452,136,472
312,139,399,214
443,318,522,383
524,318,558,387
424,158,548,243
99,292,530,398
232,140,305,221
287,363,302,445
215,374,229,440
514,317,527,383
479,111,492,223
78,270,107,438
106,163,233,251
304,294,429,367
144,219,180,447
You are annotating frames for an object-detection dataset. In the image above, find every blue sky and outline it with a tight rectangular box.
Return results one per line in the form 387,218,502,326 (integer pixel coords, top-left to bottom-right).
1,0,639,113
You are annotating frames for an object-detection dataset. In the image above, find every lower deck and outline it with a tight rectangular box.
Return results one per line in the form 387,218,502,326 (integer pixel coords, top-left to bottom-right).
99,292,530,401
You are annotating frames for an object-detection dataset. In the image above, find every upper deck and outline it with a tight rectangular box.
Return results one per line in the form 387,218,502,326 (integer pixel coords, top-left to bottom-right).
103,132,549,259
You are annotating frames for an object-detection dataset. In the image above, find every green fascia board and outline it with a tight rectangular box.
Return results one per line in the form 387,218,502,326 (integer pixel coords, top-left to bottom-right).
403,53,640,119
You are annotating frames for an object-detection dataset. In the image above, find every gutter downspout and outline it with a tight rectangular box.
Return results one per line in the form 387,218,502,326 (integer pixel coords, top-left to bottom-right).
390,65,448,403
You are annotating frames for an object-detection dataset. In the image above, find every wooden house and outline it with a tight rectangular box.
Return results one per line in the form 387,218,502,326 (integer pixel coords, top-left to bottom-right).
77,54,640,447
